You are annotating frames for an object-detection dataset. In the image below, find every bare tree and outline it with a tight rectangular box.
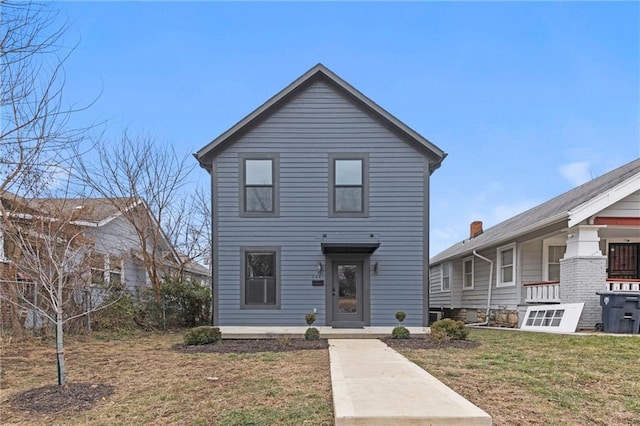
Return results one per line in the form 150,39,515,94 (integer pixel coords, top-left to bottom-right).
0,1,95,334
75,131,195,303
0,193,123,385
0,1,89,198
164,186,211,276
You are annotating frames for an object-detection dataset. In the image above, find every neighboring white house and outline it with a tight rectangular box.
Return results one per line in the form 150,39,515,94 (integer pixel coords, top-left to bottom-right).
429,158,640,330
0,193,210,329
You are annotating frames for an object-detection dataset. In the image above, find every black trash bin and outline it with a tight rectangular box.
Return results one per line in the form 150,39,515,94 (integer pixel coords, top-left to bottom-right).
597,292,640,334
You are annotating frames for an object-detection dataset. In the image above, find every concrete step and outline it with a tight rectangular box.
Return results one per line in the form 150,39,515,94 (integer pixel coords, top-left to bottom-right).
329,339,492,425
217,326,429,339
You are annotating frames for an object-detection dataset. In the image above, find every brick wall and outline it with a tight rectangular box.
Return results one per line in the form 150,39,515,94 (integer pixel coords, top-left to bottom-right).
560,256,607,329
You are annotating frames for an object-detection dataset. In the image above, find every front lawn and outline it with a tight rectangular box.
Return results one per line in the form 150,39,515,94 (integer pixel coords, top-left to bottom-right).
0,332,333,425
3,329,638,425
396,329,640,425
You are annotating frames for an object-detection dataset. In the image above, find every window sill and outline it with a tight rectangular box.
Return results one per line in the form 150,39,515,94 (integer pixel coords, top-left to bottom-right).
496,282,516,288
239,212,279,218
240,305,281,310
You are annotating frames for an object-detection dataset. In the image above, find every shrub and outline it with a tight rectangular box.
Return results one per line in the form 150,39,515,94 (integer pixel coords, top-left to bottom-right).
391,326,411,339
305,312,317,326
305,327,320,341
90,283,138,332
138,278,212,330
395,311,406,324
184,326,221,345
430,318,469,340
276,335,291,348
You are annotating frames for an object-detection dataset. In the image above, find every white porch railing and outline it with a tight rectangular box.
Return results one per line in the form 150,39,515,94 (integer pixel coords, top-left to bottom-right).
606,279,640,292
524,281,561,303
524,279,640,304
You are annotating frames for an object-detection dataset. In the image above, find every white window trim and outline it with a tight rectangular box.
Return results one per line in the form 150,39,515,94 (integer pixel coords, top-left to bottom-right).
441,262,451,292
542,237,566,281
462,256,474,290
496,243,516,288
0,221,8,262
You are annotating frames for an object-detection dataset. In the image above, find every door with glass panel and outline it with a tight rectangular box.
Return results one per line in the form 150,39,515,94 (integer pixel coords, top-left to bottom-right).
332,262,364,323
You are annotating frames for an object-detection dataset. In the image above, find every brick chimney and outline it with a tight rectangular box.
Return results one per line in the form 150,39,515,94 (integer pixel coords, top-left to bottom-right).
470,221,483,239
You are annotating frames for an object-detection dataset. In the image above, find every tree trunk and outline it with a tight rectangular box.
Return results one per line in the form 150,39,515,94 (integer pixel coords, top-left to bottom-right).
56,274,66,386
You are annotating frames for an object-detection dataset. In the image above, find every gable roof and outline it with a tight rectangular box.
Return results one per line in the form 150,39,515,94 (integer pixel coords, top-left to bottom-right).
194,63,446,171
0,191,137,225
431,158,640,264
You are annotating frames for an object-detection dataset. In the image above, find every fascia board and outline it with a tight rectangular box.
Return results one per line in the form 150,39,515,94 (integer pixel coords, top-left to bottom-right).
568,172,640,227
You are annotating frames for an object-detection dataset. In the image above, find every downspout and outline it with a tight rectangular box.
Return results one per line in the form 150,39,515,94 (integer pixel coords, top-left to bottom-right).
467,250,493,327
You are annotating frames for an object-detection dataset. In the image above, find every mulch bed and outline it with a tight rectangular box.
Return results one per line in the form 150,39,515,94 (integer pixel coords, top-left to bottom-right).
6,383,114,415
382,337,481,350
174,338,329,354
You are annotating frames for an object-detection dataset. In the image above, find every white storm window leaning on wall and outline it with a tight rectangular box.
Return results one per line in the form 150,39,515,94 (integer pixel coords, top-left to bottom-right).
497,244,516,287
441,262,451,292
463,257,474,290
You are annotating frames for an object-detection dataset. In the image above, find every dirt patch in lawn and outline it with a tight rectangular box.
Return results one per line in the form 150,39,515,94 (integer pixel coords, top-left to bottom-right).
174,338,329,354
6,383,114,415
382,336,481,350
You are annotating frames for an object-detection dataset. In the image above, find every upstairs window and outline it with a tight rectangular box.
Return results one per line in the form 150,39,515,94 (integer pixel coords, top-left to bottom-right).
497,243,516,287
240,155,279,217
329,155,368,217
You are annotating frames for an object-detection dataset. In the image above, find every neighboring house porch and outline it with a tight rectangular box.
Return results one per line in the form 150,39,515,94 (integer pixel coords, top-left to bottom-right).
429,158,640,330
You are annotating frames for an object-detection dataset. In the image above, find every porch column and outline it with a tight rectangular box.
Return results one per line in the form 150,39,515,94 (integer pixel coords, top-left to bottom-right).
560,225,607,329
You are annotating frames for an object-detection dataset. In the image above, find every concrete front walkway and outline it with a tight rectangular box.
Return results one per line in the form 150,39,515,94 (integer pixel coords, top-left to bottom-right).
329,339,492,425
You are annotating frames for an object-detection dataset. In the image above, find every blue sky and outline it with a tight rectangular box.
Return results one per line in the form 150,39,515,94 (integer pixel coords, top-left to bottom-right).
56,2,639,255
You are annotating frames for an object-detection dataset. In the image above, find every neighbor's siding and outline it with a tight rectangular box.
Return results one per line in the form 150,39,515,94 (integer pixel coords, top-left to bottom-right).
87,217,148,292
598,190,640,218
454,247,520,310
214,79,427,326
429,265,451,308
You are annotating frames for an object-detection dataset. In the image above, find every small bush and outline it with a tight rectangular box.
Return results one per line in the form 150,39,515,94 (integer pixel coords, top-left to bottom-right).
305,327,320,341
305,312,317,326
430,318,469,340
395,311,406,323
391,326,411,339
184,326,221,345
90,284,138,332
276,335,291,348
429,329,451,343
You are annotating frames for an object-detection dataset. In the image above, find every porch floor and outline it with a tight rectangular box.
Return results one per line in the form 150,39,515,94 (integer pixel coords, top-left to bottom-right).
216,326,429,339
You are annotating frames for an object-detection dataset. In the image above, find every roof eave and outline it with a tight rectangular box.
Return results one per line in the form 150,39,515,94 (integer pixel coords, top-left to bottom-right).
568,172,640,227
430,212,569,265
195,64,446,165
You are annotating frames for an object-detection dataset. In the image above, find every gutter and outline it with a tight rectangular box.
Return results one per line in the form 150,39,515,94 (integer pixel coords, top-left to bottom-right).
467,250,494,327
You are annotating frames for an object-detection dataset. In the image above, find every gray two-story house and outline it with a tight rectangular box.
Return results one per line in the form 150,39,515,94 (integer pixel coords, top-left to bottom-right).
195,64,446,327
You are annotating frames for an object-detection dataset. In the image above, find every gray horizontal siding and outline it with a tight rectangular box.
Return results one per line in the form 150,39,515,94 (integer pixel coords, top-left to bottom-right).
429,265,451,308
520,240,543,304
598,190,640,217
214,80,426,326
451,247,519,310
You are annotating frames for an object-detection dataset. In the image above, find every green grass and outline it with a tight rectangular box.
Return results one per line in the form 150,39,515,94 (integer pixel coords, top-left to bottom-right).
398,329,640,425
0,331,333,425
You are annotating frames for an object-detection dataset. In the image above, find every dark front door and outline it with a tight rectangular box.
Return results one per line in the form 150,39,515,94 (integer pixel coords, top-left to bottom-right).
608,243,640,279
332,261,364,326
